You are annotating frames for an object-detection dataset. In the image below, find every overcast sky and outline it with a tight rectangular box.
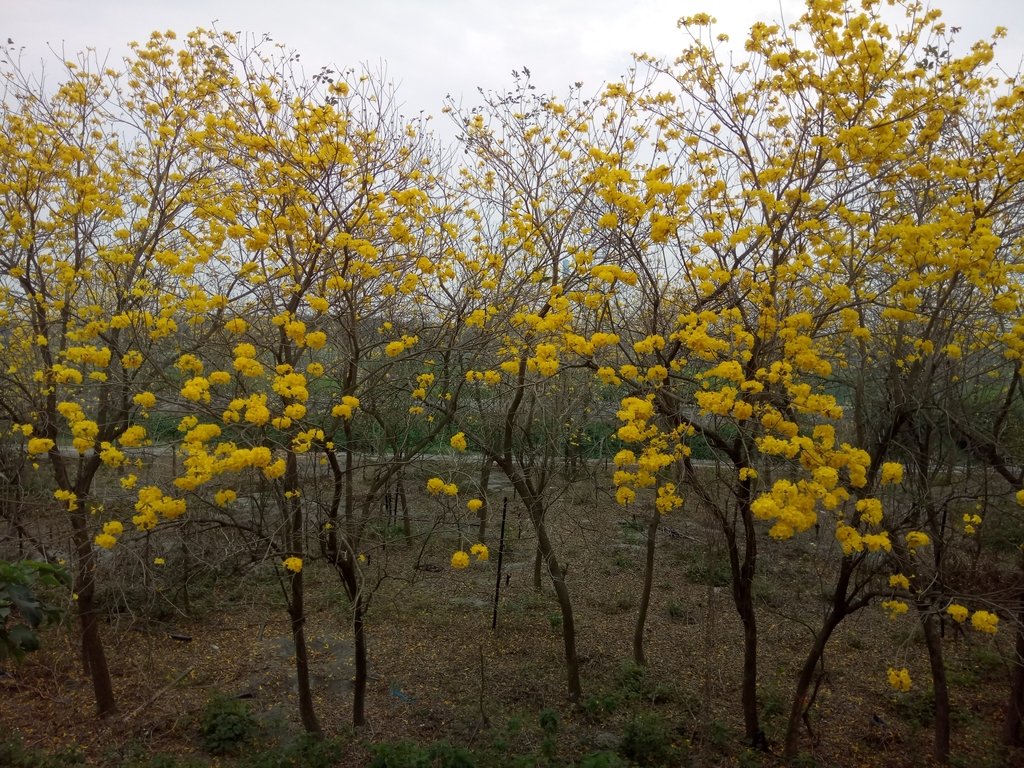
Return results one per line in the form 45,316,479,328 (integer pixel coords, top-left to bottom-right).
4,0,1022,121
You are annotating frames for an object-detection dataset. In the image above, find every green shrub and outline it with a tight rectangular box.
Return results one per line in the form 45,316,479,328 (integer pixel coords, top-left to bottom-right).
619,713,684,767
577,751,628,768
147,755,210,768
199,695,256,755
239,735,346,768
0,732,84,768
369,740,475,768
0,559,69,662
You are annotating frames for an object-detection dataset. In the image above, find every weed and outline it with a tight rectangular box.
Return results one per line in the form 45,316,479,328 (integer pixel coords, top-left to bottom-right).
705,719,730,751
0,732,84,767
581,692,622,722
578,751,629,768
369,740,475,768
892,689,934,729
619,713,685,767
199,695,256,755
239,734,347,768
539,708,559,763
682,556,730,588
614,660,675,704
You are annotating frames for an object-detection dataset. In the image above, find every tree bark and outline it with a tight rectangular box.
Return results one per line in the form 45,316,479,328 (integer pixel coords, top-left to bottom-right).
477,457,493,542
533,506,582,702
783,608,844,758
1003,564,1024,749
919,604,950,764
289,569,321,734
633,508,659,667
285,451,321,735
352,591,368,727
69,505,116,717
533,542,543,593
725,527,761,745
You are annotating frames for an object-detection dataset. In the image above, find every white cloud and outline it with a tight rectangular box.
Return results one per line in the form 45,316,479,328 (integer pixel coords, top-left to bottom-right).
4,0,1021,119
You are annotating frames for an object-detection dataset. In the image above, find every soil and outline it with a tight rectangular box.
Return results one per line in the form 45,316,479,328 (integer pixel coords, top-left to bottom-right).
0,470,1020,767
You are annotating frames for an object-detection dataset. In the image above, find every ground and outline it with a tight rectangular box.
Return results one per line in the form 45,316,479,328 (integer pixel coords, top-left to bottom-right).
0,469,1019,767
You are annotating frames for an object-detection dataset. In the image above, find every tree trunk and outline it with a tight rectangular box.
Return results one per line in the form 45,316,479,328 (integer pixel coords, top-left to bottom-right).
920,604,950,763
533,502,581,701
533,543,543,593
353,591,368,727
397,472,411,540
477,457,493,542
289,570,322,734
725,522,761,746
1003,559,1024,749
285,451,321,735
69,506,116,717
633,509,659,667
783,608,844,759
738,584,760,745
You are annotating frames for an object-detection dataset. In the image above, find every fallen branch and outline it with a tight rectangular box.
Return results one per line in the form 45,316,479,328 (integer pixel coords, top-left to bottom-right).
121,666,194,723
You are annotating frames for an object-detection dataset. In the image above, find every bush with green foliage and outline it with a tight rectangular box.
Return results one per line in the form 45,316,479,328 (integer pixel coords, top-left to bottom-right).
0,560,69,662
369,740,476,768
619,713,685,767
199,695,256,755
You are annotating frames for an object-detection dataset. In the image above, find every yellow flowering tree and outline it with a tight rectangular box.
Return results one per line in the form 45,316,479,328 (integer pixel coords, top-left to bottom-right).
594,0,1024,755
444,74,634,702
0,32,230,716
170,42,478,729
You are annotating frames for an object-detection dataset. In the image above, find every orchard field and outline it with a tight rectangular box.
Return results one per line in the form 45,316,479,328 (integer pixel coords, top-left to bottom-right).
2,1,1024,765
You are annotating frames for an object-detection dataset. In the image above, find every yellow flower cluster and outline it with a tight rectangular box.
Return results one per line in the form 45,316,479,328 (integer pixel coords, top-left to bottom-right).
526,343,559,377
27,437,55,456
94,520,124,550
962,511,982,535
905,531,930,551
283,556,303,573
181,376,211,403
331,395,361,420
450,432,468,451
887,667,912,692
133,486,187,531
888,574,910,590
879,462,904,484
385,334,419,357
57,401,98,454
971,610,999,634
54,489,78,511
450,550,470,569
426,477,458,496
450,543,488,569
946,603,969,623
881,599,908,619
119,425,148,447
465,369,502,386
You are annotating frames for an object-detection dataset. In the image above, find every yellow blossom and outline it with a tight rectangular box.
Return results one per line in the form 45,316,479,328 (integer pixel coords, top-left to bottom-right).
971,610,999,634
888,574,910,590
946,604,969,623
887,667,912,692
880,462,904,485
